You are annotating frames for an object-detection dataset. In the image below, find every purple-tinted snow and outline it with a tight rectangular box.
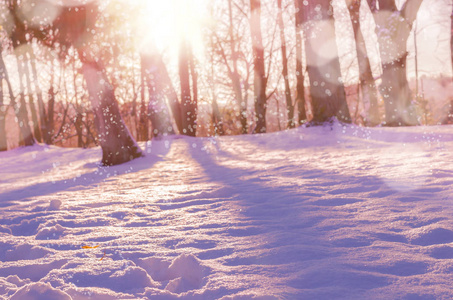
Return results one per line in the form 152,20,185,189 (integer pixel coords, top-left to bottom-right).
1,122,453,299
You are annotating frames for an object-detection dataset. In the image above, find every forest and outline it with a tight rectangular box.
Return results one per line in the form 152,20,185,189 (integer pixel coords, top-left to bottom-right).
0,0,450,165
3,1,453,299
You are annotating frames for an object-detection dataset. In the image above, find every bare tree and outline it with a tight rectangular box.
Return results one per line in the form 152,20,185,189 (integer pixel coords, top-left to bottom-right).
79,57,143,165
294,0,307,125
0,48,6,151
179,40,198,136
28,49,50,143
446,0,453,123
138,56,149,141
250,0,268,133
20,49,42,142
55,4,143,165
141,53,175,138
346,0,380,125
207,26,225,135
299,0,351,123
229,0,249,133
211,0,251,134
5,8,37,146
277,0,294,128
0,42,35,147
8,7,42,143
451,0,453,82
366,0,423,126
46,58,56,145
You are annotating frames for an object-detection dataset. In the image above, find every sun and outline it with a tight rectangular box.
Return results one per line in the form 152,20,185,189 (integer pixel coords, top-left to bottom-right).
133,0,207,59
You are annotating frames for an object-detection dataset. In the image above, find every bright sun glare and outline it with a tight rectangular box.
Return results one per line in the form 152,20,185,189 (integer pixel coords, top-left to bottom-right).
136,0,207,59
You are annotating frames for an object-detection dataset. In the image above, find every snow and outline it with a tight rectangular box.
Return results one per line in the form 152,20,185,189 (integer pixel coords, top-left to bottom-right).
1,122,453,299
10,282,72,300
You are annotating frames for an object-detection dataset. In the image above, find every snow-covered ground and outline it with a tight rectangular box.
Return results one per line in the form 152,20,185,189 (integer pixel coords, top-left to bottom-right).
1,122,453,299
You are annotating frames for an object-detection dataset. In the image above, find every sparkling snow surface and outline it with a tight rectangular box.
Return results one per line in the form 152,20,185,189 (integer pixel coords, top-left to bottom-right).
1,122,453,299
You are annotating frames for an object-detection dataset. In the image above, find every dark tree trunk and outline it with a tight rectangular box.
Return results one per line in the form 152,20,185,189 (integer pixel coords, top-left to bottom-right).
346,0,380,125
250,0,267,133
299,0,351,123
79,58,143,166
366,0,423,126
179,40,197,136
141,53,175,138
52,2,142,164
75,113,84,147
294,0,307,125
277,0,294,128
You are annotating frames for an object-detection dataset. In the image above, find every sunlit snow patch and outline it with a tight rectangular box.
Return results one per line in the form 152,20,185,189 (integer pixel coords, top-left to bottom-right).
375,143,431,192
10,282,71,300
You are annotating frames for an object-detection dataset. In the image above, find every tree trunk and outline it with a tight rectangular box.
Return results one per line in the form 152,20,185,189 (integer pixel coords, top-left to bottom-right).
6,61,34,146
8,0,35,146
28,49,49,142
141,53,175,138
380,55,416,126
46,61,56,145
18,55,42,142
300,0,351,123
451,0,453,83
346,0,380,125
138,58,149,141
0,47,6,151
366,0,423,126
79,58,143,166
211,96,224,136
188,46,198,134
17,92,35,145
208,19,225,136
74,113,84,147
0,107,6,151
294,0,307,125
228,0,248,134
277,0,294,128
447,1,453,123
139,53,183,135
72,57,84,148
0,72,6,151
250,0,267,133
179,40,197,136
